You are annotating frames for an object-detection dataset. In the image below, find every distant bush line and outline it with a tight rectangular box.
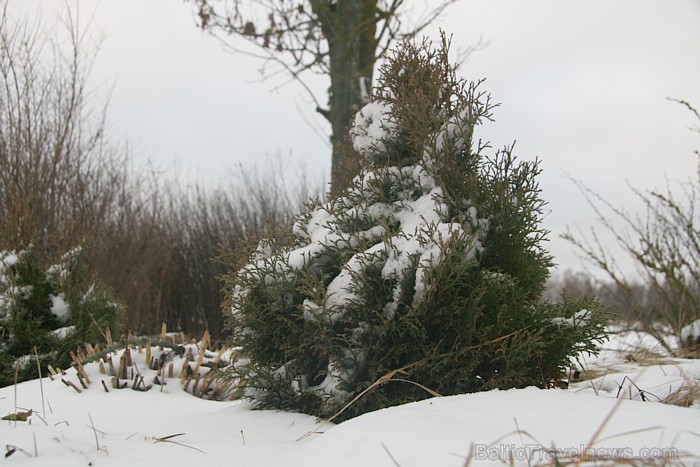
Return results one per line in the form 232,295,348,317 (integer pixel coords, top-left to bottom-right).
0,3,315,341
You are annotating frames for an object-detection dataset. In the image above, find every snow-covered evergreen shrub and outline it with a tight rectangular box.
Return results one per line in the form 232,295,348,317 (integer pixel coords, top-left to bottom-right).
222,36,607,420
0,246,124,386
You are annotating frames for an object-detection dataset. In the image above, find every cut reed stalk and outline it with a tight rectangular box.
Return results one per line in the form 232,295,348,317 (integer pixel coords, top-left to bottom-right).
33,347,46,419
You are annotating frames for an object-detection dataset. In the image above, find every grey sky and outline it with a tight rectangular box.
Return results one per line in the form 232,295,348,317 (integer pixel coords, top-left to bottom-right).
7,0,700,276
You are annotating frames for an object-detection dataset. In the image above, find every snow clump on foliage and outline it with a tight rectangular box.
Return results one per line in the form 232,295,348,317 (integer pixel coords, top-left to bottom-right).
350,101,396,155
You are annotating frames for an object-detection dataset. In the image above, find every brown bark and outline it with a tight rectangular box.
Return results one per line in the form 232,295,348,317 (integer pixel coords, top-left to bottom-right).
313,1,379,191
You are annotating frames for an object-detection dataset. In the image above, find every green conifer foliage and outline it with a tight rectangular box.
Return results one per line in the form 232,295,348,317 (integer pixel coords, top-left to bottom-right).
0,246,125,386
223,36,607,421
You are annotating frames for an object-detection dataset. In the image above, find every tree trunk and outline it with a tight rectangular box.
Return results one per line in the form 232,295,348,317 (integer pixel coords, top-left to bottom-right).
314,0,378,192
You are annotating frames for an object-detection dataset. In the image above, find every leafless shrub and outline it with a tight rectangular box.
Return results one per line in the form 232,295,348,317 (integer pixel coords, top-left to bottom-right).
544,270,678,322
0,1,126,257
0,2,321,340
146,160,319,339
562,100,700,355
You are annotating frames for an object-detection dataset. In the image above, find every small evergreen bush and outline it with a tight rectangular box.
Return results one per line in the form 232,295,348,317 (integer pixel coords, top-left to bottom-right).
0,245,124,386
222,36,607,421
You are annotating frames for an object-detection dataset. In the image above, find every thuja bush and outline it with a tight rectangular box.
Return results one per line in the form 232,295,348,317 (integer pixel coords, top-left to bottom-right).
0,246,124,386
222,36,607,421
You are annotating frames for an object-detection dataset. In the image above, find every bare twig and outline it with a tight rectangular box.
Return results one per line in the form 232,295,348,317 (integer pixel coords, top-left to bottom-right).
88,412,100,451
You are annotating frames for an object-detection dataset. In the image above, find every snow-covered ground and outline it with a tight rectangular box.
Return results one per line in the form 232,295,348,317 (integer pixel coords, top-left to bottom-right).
1,332,699,466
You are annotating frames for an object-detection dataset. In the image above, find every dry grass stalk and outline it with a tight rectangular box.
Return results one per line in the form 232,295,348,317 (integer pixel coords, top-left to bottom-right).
180,360,189,384
381,442,401,467
663,377,700,408
191,374,201,395
2,409,33,422
88,412,100,451
194,331,211,378
192,346,206,380
112,376,128,389
118,353,128,379
33,347,46,420
69,351,81,366
87,312,111,345
124,347,133,366
298,360,444,441
582,394,625,454
70,357,91,385
213,347,228,366
47,364,66,380
132,375,150,391
13,363,19,427
130,361,151,392
61,378,82,394
152,433,205,453
201,376,243,401
75,371,88,390
106,355,116,377
197,371,218,398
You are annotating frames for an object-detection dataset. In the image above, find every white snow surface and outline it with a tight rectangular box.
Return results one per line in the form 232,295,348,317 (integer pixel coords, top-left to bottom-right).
2,331,699,466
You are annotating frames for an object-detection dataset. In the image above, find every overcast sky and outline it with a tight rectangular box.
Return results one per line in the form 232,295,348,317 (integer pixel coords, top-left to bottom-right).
7,0,700,277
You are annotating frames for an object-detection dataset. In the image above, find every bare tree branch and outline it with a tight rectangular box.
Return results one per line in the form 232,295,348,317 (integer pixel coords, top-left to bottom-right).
186,0,465,189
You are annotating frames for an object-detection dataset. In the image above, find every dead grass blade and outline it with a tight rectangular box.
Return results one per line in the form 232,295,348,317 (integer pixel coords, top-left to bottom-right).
88,311,110,344
297,329,525,441
152,433,205,453
381,442,402,466
33,346,46,420
662,371,700,408
2,409,33,422
88,412,100,451
13,362,19,427
390,378,443,398
297,366,441,441
582,395,624,453
4,444,33,459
